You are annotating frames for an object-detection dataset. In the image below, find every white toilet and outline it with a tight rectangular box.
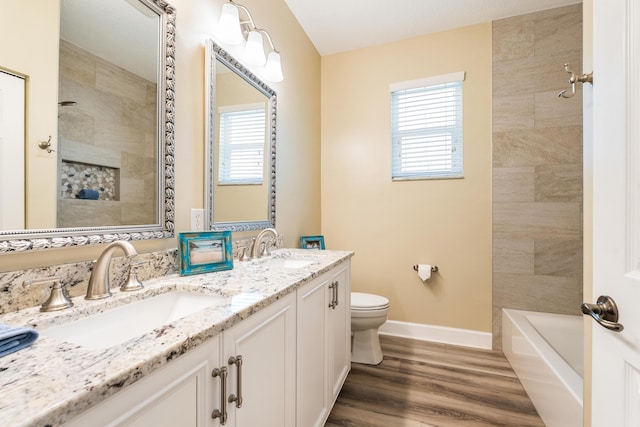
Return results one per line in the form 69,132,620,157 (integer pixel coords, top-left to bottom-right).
350,292,390,365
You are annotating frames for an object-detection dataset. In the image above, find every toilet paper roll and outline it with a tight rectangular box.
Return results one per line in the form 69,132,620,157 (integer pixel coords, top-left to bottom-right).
417,264,431,281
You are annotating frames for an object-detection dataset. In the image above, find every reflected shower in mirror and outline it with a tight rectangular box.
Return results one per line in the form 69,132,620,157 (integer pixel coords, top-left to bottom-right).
204,40,276,232
0,0,176,252
58,0,159,228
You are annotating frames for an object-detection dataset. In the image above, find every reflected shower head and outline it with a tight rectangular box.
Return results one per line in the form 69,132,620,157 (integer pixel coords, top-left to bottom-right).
58,101,77,106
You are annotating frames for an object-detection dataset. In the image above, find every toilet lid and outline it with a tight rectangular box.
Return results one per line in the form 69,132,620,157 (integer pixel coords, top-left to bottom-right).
351,292,389,310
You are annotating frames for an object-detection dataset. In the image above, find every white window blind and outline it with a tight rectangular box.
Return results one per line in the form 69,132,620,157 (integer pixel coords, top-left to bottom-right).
218,103,266,185
391,72,464,180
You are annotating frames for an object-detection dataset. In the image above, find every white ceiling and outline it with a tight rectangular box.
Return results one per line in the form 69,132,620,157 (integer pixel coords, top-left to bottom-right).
284,0,582,56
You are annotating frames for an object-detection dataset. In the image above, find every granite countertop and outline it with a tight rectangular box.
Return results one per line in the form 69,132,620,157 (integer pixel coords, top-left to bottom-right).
0,248,353,427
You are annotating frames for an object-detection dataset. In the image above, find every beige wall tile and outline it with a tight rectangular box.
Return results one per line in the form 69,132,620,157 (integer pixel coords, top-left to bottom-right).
493,238,534,274
94,123,147,155
493,202,581,240
60,140,121,168
534,238,583,278
493,272,579,312
120,201,155,225
492,50,582,98
58,109,95,145
492,167,534,203
492,20,534,62
95,60,148,105
535,163,583,202
492,306,503,350
493,273,541,309
534,4,583,55
492,94,534,132
120,178,145,202
493,126,582,167
57,199,121,227
535,89,582,128
59,41,95,87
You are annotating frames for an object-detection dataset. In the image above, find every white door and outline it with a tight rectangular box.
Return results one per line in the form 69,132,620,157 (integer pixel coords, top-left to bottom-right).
589,0,640,425
0,70,25,230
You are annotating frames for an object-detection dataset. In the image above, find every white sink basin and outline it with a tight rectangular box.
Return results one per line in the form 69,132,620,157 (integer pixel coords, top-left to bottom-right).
41,291,226,349
263,258,314,269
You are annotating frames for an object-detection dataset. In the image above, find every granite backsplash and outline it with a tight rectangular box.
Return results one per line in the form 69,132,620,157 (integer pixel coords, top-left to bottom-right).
0,235,283,314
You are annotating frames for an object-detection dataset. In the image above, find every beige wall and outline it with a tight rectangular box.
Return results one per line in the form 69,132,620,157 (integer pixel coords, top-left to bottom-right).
321,24,493,332
492,4,583,349
0,0,321,271
0,0,60,229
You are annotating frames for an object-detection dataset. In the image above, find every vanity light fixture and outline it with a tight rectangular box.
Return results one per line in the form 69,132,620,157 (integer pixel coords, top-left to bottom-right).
216,0,284,82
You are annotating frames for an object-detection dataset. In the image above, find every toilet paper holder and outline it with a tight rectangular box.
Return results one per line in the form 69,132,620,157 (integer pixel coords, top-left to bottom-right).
413,265,438,273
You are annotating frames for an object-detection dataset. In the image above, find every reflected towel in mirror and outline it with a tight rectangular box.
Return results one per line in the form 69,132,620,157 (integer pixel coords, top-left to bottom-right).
76,189,100,200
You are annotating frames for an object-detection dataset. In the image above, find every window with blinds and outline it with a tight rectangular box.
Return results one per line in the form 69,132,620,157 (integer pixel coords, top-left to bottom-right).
391,72,465,180
218,103,266,185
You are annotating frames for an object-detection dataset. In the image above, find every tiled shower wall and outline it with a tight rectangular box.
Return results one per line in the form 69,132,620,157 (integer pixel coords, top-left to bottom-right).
57,40,157,228
492,4,583,349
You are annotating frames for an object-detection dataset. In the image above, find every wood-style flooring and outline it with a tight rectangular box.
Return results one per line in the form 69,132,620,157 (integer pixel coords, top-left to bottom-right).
326,335,544,427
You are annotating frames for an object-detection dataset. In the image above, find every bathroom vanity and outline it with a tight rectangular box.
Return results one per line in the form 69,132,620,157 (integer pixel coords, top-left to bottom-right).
0,249,352,427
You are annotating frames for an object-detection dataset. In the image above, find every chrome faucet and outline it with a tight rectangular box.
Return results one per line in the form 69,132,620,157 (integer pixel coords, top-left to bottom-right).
85,240,138,300
251,228,278,259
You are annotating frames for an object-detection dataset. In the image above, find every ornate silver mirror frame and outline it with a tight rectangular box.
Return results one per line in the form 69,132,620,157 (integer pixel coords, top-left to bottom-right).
204,39,276,232
0,0,176,253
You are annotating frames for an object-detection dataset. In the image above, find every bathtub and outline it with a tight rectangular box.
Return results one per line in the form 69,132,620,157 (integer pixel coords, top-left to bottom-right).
502,309,583,427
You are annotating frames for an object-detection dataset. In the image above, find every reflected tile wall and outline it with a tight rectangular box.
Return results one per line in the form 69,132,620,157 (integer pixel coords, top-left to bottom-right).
492,4,583,349
57,41,157,228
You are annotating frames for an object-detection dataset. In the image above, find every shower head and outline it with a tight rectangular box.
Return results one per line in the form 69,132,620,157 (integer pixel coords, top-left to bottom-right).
58,101,77,107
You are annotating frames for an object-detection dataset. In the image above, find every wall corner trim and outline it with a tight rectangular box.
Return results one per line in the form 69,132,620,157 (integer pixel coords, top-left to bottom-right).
379,320,492,350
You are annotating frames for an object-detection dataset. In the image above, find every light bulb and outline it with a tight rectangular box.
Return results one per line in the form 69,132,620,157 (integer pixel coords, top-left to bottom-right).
264,51,284,82
244,30,267,65
217,3,243,44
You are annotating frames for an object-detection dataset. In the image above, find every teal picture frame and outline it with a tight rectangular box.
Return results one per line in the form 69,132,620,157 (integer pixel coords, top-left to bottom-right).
300,235,325,250
179,231,233,276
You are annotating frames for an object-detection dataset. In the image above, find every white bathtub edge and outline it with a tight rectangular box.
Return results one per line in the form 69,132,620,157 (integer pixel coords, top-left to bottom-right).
502,308,583,427
379,319,492,350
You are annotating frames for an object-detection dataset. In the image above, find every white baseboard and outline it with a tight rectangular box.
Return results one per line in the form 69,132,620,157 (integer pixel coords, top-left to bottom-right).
379,320,492,350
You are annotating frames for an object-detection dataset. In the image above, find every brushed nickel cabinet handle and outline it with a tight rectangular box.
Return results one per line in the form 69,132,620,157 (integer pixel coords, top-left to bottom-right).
228,355,243,408
211,366,228,424
333,280,339,307
328,282,337,309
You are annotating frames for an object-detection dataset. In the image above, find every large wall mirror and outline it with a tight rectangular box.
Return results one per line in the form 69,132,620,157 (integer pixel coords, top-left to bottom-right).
0,0,176,252
204,40,276,232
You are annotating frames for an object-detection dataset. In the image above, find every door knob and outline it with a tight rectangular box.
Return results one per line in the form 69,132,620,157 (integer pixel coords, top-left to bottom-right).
581,295,624,332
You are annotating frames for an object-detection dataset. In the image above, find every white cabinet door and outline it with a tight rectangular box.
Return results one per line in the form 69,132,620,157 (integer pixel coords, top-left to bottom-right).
297,275,331,427
64,336,222,427
327,263,351,402
223,292,296,427
297,261,351,427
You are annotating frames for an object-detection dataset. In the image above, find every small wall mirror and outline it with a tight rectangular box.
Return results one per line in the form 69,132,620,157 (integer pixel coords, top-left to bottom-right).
204,40,276,232
0,0,176,252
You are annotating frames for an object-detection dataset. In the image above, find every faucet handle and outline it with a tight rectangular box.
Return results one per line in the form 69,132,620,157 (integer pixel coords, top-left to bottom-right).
260,242,271,258
28,277,74,312
120,261,145,292
238,246,252,262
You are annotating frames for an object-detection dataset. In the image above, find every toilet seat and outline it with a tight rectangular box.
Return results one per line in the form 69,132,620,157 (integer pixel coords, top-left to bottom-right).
351,292,389,311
